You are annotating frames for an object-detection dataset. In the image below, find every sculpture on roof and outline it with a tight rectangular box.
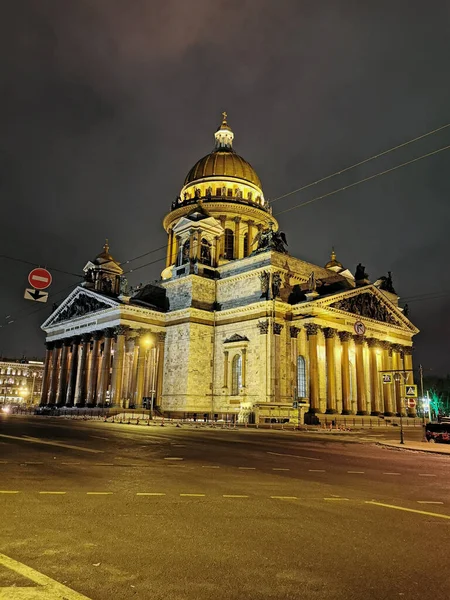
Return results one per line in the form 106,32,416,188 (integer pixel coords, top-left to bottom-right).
252,224,288,254
355,263,368,281
377,271,397,294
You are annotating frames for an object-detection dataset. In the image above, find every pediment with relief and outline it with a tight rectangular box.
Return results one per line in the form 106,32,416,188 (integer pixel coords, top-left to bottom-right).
43,287,119,328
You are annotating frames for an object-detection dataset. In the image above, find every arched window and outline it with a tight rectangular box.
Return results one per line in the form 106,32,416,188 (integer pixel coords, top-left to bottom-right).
231,354,242,396
224,229,234,260
200,238,212,265
243,233,248,257
297,356,307,398
181,239,190,264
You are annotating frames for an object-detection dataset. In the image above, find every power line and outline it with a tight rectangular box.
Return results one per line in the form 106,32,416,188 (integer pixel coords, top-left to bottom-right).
0,254,81,278
270,122,450,204
274,144,450,216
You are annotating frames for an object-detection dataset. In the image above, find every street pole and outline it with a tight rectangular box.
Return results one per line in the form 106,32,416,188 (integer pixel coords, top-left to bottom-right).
394,373,404,444
419,364,427,441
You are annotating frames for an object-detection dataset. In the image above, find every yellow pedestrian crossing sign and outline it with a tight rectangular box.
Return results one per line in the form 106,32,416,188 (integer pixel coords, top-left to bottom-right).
382,374,393,384
404,385,418,398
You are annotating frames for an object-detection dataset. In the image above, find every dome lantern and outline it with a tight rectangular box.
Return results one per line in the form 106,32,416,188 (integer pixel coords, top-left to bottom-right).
214,111,234,150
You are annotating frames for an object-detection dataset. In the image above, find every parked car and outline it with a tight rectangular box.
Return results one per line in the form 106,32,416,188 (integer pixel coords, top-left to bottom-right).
425,422,450,443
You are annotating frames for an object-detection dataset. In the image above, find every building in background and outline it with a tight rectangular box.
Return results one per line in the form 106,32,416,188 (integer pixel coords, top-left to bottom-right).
0,358,44,405
39,115,419,423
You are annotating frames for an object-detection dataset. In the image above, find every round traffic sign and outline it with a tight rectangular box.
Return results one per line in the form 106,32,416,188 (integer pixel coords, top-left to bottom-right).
354,321,366,335
28,267,52,290
407,398,416,408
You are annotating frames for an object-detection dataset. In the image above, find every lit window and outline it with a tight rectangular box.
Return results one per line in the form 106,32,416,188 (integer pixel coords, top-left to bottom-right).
297,356,307,398
231,354,242,396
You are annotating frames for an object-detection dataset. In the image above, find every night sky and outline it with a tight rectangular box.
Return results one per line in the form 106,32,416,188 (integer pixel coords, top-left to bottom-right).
1,1,449,375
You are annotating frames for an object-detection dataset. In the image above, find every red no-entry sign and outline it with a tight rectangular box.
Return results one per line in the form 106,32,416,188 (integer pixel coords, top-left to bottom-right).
28,267,52,290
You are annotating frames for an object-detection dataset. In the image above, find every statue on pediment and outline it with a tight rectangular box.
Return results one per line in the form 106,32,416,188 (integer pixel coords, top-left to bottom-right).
331,292,401,326
53,294,111,324
253,224,288,254
355,263,368,281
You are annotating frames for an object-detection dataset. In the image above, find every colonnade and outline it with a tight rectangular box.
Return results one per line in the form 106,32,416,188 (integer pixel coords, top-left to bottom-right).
40,327,166,408
303,324,414,417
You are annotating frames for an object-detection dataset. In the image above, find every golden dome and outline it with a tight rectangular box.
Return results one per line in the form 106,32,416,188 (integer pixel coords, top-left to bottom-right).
183,113,262,189
325,248,343,271
184,151,262,188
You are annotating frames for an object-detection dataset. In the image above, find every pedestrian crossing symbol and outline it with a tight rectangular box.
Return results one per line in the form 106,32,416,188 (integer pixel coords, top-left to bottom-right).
382,374,393,384
404,385,418,398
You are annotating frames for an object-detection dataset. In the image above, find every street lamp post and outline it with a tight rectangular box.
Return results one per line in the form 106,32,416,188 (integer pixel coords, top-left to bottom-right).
394,372,404,444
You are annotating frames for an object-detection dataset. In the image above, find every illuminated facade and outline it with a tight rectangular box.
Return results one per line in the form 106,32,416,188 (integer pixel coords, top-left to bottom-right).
40,115,418,422
0,358,44,405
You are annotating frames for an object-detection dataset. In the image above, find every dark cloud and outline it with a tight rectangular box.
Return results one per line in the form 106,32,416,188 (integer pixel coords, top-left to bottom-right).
0,0,449,374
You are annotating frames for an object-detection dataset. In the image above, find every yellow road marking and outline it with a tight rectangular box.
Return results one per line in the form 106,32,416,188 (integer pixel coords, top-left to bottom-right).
419,473,436,477
223,494,249,498
164,457,184,461
270,495,298,500
0,433,103,454
0,551,92,599
366,501,450,520
136,493,166,496
86,492,113,495
238,467,256,470
417,501,444,505
180,493,205,497
38,491,66,495
0,490,19,494
267,451,321,461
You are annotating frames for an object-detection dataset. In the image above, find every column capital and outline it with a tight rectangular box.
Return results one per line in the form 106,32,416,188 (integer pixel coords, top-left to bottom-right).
81,333,92,343
338,331,352,342
290,326,300,338
54,340,63,349
233,216,242,223
257,320,269,334
63,339,73,347
380,340,391,350
93,330,103,341
305,323,320,337
45,341,55,350
247,219,255,226
273,323,283,335
353,334,365,345
115,325,130,336
366,338,380,348
157,332,166,343
323,327,337,339
403,346,413,356
391,343,403,354
71,335,81,345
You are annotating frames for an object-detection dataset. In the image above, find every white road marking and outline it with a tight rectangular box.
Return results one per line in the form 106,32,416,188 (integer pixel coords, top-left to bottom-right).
223,494,249,498
164,457,184,461
324,497,349,501
22,462,43,465
419,474,436,477
238,467,256,470
172,444,186,447
267,451,321,461
272,468,290,471
202,465,220,468
347,471,365,474
0,461,8,464
180,493,205,497
417,501,444,505
93,463,114,466
86,492,113,495
90,436,109,441
366,500,450,520
61,462,81,465
0,434,103,454
270,495,298,500
309,469,326,472
383,472,401,475
0,551,92,599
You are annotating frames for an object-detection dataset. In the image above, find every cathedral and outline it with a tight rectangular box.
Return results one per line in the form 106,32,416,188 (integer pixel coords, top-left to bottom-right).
40,115,419,423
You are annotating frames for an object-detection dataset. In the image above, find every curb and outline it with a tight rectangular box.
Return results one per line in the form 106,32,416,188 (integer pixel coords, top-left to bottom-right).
376,441,450,456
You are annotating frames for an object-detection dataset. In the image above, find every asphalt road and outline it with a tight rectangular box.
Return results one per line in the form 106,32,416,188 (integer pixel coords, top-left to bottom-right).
0,415,449,600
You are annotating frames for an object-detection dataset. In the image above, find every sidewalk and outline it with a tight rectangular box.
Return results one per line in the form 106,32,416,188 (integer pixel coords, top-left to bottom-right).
378,440,450,455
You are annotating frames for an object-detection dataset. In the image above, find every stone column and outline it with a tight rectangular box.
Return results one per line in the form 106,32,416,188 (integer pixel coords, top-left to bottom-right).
96,329,114,406
55,340,70,406
354,335,368,415
47,341,62,405
247,221,255,256
233,217,241,259
381,341,394,416
129,334,140,404
223,350,229,388
323,328,337,414
305,324,320,413
86,331,102,405
367,338,381,415
155,332,166,408
40,342,54,405
241,348,247,388
110,325,129,408
214,235,221,267
74,334,90,406
189,230,195,261
290,326,300,399
166,229,173,267
392,344,405,416
219,215,226,259
134,335,147,409
338,332,352,414
65,337,79,406
175,235,182,266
